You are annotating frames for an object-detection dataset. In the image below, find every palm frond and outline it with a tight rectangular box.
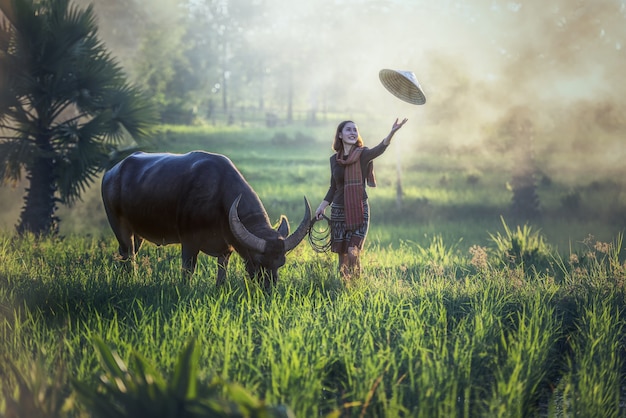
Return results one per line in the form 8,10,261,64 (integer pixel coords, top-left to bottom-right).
0,0,157,210
54,136,109,204
0,16,12,52
0,138,36,183
107,85,159,141
3,0,38,38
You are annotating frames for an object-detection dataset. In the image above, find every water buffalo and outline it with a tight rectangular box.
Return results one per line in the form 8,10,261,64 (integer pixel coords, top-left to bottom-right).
101,151,311,287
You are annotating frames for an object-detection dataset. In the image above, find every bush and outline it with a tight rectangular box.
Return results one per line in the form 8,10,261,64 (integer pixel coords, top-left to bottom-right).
489,217,555,275
73,338,295,418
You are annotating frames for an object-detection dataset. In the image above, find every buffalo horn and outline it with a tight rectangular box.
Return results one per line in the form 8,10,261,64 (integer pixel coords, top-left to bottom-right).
284,196,312,252
229,195,267,253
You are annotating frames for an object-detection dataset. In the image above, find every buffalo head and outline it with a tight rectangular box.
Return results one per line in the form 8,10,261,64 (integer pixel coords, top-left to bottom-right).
229,195,311,286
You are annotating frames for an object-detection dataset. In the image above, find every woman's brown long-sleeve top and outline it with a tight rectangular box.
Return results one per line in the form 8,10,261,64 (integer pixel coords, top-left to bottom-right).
322,141,389,206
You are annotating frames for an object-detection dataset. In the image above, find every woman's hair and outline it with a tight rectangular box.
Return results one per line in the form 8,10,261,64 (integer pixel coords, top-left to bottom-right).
332,120,364,152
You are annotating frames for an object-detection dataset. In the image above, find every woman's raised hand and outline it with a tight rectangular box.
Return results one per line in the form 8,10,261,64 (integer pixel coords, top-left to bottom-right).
391,118,408,133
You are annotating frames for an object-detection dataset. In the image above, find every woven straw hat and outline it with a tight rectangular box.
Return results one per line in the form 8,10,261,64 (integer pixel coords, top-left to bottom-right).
379,69,426,105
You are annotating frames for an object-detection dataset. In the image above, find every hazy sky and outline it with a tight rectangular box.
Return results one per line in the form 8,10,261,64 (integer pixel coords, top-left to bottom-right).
84,0,625,149
228,0,626,165
2,0,625,229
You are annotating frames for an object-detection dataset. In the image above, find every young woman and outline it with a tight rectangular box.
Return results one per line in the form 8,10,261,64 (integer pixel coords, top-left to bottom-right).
315,118,408,279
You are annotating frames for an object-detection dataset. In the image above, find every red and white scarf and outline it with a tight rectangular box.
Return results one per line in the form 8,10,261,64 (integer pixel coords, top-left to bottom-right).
336,147,376,230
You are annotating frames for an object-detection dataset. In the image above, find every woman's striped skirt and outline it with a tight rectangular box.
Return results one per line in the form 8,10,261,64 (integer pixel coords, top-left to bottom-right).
330,200,370,254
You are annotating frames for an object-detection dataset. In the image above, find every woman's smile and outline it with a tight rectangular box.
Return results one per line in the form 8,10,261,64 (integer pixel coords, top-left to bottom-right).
341,122,359,145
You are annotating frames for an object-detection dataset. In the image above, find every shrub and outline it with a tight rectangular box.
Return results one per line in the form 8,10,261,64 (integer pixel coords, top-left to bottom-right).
73,338,294,418
489,217,554,275
0,354,71,418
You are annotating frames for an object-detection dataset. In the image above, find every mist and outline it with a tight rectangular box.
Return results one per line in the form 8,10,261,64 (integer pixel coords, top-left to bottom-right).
1,0,625,229
239,0,626,179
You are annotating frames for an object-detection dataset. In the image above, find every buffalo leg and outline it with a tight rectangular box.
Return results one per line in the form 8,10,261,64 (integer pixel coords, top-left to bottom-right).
109,222,136,273
133,236,144,255
216,252,231,286
181,245,199,279
102,205,134,263
109,223,132,261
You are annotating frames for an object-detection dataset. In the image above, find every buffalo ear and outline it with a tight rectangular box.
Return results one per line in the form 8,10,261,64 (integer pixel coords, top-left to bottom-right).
277,216,289,237
284,196,312,252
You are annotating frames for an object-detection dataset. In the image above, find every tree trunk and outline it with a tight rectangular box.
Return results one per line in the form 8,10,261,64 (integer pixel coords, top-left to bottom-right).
510,119,540,220
222,69,228,113
395,145,403,209
286,66,293,124
17,156,58,236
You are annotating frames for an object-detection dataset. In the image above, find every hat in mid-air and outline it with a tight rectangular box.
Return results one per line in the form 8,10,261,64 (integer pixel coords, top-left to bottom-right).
379,69,426,105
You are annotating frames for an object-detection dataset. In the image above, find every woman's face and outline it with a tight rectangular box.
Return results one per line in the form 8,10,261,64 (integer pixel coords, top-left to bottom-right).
340,122,359,146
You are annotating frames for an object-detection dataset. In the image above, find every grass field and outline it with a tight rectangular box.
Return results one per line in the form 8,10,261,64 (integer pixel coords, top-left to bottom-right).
1,123,626,417
4,121,621,251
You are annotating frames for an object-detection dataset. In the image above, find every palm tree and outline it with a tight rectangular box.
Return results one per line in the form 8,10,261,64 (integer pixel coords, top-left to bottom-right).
0,0,156,235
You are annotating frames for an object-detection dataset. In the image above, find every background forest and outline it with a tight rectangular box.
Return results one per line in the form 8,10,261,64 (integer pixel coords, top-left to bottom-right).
1,0,625,235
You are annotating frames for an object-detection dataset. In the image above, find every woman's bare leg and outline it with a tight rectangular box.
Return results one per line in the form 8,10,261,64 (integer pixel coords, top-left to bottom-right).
347,246,361,279
338,253,350,279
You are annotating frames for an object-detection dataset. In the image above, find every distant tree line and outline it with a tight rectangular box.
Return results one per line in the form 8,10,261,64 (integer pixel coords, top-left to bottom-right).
71,0,404,126
2,0,624,235
0,0,391,235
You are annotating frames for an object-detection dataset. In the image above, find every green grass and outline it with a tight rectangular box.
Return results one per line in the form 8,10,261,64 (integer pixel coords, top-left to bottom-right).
1,231,626,417
1,123,626,416
35,123,622,253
